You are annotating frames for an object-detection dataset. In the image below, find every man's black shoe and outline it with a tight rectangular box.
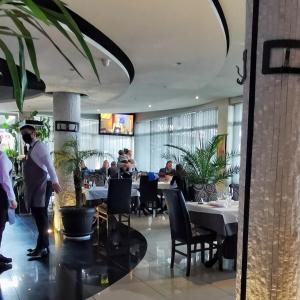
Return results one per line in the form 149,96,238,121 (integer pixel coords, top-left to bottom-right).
0,254,12,264
27,248,48,260
0,263,12,274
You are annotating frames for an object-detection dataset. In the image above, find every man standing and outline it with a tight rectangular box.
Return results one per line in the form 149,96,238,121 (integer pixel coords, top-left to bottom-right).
20,125,61,259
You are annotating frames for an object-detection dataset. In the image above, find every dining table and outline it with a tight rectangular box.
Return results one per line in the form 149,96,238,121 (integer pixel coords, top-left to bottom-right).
186,200,239,237
186,200,239,270
83,186,140,201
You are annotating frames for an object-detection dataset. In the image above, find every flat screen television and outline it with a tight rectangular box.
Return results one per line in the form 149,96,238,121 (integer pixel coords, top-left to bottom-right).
99,113,135,136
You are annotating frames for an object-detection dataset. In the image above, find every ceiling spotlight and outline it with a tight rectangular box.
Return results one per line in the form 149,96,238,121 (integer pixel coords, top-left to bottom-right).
100,58,111,67
97,109,101,112
195,96,199,100
176,62,182,66
148,104,152,108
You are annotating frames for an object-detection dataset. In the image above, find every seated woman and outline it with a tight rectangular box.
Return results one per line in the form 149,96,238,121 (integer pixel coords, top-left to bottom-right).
80,160,90,180
170,164,189,200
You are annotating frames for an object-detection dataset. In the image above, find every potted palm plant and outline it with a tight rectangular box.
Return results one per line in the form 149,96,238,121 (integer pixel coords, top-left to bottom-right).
55,137,104,239
165,135,240,202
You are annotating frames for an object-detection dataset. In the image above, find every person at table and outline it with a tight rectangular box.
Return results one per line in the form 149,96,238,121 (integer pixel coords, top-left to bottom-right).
0,136,18,272
98,160,109,176
80,160,90,180
108,161,118,178
20,125,62,259
159,160,175,178
119,159,132,179
170,164,189,200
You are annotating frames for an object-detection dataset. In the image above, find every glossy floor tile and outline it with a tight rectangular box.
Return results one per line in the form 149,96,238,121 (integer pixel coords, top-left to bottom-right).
0,216,147,300
92,214,236,300
1,214,236,300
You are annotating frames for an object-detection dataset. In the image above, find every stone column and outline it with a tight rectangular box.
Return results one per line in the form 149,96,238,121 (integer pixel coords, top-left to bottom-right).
53,92,81,231
236,1,300,299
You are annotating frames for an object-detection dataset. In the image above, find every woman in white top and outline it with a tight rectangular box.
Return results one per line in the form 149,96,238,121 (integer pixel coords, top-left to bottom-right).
0,136,17,270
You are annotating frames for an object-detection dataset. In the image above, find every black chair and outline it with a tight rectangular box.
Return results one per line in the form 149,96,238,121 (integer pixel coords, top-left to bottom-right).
163,189,217,276
229,184,239,201
139,175,159,216
97,178,132,230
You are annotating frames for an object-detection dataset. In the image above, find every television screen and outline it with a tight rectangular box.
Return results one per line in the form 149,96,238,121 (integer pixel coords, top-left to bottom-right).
99,113,134,136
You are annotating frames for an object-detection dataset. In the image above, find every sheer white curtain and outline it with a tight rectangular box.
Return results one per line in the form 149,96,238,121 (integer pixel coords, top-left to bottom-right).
135,120,151,171
135,108,218,173
227,103,243,183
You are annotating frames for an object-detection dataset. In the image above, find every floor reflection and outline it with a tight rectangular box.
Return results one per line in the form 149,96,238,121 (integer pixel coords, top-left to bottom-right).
0,216,147,300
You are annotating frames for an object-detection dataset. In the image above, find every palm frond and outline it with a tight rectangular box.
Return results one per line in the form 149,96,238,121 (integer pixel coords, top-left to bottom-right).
164,135,240,185
0,0,100,112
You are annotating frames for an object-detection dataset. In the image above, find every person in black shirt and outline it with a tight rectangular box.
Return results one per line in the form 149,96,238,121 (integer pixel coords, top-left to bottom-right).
170,164,189,200
159,160,175,178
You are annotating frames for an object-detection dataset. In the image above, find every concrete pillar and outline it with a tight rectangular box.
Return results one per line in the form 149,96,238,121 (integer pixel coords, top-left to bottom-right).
53,92,81,231
236,1,300,299
217,98,230,135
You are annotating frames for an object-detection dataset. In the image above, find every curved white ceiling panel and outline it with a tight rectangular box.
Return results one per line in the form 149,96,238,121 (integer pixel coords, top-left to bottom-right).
0,0,245,113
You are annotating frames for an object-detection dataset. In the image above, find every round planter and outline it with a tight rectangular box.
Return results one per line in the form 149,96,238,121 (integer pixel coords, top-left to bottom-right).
60,206,95,240
193,183,217,202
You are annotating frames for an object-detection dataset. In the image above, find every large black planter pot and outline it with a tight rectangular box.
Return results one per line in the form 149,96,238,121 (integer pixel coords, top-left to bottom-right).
193,184,218,202
60,206,95,240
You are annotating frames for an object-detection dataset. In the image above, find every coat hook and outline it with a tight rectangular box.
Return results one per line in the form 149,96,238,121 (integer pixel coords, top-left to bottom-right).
236,49,247,85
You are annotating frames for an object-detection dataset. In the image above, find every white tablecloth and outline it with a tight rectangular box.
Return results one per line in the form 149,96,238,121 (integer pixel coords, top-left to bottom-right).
186,201,239,225
84,186,140,201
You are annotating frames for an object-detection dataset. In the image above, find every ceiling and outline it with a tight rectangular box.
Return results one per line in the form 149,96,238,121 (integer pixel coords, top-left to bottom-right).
0,0,246,114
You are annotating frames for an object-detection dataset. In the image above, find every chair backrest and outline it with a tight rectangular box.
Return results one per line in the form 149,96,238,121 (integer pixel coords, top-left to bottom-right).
139,175,158,204
193,183,217,202
163,189,192,243
107,178,132,214
229,184,239,201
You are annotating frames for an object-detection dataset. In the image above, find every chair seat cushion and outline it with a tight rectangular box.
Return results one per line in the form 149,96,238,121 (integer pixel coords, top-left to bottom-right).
191,227,216,242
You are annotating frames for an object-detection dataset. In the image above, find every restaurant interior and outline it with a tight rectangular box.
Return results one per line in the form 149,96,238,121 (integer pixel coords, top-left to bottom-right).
0,1,299,300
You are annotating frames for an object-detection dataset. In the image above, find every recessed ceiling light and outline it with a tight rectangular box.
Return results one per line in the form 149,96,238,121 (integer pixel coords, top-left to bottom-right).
97,109,101,112
195,96,199,100
176,62,182,65
148,104,152,108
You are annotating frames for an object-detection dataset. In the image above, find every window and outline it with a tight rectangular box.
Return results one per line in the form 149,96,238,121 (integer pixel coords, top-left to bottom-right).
135,108,218,172
227,103,243,184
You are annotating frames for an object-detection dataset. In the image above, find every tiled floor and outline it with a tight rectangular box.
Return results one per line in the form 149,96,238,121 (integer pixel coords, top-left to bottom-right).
90,215,236,300
0,216,147,300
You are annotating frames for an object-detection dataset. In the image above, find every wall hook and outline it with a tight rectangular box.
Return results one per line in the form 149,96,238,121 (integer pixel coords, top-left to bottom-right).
236,49,247,85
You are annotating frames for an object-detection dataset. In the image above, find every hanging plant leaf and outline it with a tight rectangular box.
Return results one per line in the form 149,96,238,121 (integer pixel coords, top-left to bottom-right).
0,38,22,111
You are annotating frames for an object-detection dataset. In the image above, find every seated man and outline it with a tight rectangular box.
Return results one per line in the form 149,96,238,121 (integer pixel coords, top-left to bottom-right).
159,160,175,178
108,161,118,178
97,160,109,176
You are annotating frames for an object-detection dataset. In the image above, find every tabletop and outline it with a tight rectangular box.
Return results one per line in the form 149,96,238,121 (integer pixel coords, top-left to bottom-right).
83,186,140,201
186,201,239,225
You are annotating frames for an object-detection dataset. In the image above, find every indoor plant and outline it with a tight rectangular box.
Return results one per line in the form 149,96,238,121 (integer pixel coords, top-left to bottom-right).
0,0,99,112
54,137,103,239
164,135,240,202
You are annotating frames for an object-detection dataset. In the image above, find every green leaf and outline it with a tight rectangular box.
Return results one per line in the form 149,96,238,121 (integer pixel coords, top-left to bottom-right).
0,38,22,112
41,7,86,57
23,0,50,24
18,17,84,79
52,0,100,83
18,36,28,101
6,11,40,80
